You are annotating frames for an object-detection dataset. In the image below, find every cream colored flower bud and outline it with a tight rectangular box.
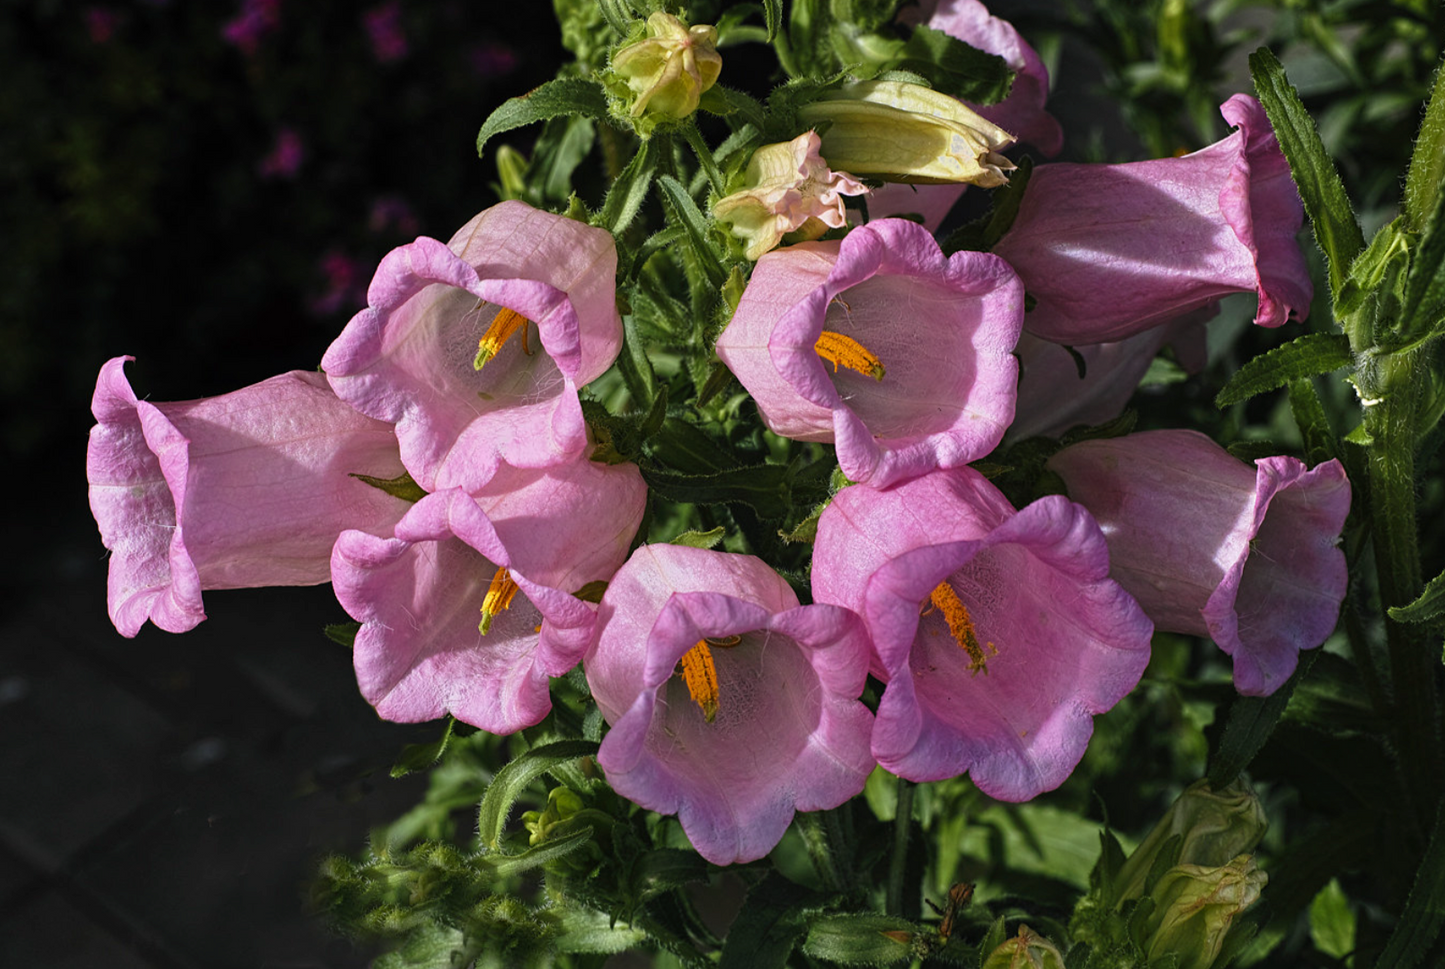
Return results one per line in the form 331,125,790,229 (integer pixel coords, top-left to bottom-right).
979,925,1067,969
611,12,722,127
1143,855,1266,969
798,80,1016,186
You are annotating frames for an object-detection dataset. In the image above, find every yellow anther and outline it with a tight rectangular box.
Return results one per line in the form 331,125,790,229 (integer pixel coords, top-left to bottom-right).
479,566,520,635
814,330,885,381
474,306,532,370
678,640,720,722
927,581,996,675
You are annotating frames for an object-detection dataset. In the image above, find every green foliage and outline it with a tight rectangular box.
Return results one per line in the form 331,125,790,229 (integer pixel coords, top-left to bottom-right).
1213,333,1353,407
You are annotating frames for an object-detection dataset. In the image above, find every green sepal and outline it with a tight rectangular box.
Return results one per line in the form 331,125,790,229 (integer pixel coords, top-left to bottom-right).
391,718,457,779
977,916,1008,967
572,580,608,603
476,740,600,850
1404,52,1445,232
801,914,919,965
1388,567,1445,626
1248,47,1364,302
476,76,612,162
324,621,362,648
1207,649,1321,788
1213,333,1353,408
350,470,428,503
940,156,1033,255
668,526,727,548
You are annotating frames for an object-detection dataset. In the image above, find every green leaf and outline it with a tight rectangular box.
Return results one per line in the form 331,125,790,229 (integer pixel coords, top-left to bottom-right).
656,174,728,288
476,76,611,162
1399,176,1445,347
802,914,917,965
641,463,792,516
476,740,599,850
350,470,427,503
1248,48,1365,302
1214,333,1353,407
529,115,597,203
763,0,782,41
668,526,727,549
1388,567,1445,625
1372,801,1445,968
597,137,659,236
554,905,650,954
628,848,709,903
893,24,1014,105
1287,377,1339,466
1207,650,1320,788
391,718,456,779
718,871,826,969
482,828,594,878
1309,878,1356,959
324,621,361,648
617,313,659,408
699,85,768,131
1404,53,1445,232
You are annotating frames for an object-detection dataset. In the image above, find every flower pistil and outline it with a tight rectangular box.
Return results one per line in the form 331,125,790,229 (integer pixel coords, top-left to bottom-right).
474,306,533,370
814,330,885,380
926,580,996,674
479,565,520,634
677,635,742,722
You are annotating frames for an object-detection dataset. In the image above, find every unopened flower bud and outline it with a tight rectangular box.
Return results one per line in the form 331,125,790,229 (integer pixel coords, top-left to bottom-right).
1142,855,1266,969
1114,779,1267,904
610,12,721,130
979,925,1067,969
798,80,1015,186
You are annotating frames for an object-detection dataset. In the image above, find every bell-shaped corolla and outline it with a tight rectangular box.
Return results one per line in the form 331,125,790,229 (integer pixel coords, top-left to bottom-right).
992,95,1312,345
87,356,412,637
322,201,623,494
713,218,1023,489
714,131,868,261
330,457,646,735
609,12,721,131
811,468,1153,800
870,0,1064,230
1046,430,1350,696
584,544,875,866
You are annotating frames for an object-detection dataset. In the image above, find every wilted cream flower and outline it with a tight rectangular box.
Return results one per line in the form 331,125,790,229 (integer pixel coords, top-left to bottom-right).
610,12,722,128
799,80,1015,186
713,131,868,260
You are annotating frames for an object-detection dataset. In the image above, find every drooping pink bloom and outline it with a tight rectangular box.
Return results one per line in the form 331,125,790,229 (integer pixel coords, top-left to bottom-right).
1007,309,1211,442
1046,430,1350,696
322,201,623,494
992,95,1312,345
331,458,646,735
87,357,411,637
585,544,875,866
811,468,1153,800
868,0,1064,229
714,218,1023,488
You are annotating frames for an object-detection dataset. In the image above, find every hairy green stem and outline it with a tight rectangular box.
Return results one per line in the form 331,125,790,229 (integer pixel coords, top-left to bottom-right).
887,779,915,917
795,811,845,894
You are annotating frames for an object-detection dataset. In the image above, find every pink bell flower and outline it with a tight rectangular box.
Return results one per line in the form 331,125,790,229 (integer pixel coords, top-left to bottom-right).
811,468,1153,800
992,94,1311,345
713,218,1023,488
1046,430,1350,696
870,0,1064,230
322,201,624,494
584,544,875,866
86,357,411,637
331,457,646,734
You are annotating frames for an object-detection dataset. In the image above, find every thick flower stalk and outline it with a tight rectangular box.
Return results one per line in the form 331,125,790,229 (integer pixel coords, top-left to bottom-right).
798,80,1015,187
1046,430,1350,696
330,457,646,734
870,0,1064,229
609,12,721,131
714,218,1023,488
811,468,1154,800
713,131,868,261
86,357,412,637
991,95,1312,344
584,544,875,865
322,200,623,494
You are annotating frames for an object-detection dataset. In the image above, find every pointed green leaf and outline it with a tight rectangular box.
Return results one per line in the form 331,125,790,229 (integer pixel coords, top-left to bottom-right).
699,84,768,131
1309,879,1356,959
893,24,1014,105
1287,377,1339,466
1388,567,1445,625
1248,48,1365,301
477,77,611,162
476,740,599,850
1405,54,1445,232
1399,177,1445,346
597,137,659,236
482,828,594,878
656,174,728,287
1372,801,1445,969
390,718,456,779
350,470,427,503
641,464,792,516
668,526,727,549
1208,650,1320,788
763,0,783,41
1214,333,1353,407
802,915,917,965
324,621,361,648
719,871,827,969
554,905,650,954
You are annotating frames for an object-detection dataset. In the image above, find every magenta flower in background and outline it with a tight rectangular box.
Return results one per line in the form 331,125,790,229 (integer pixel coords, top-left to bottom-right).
992,95,1311,345
258,127,305,180
368,195,420,238
222,0,280,56
811,468,1153,800
323,201,624,494
331,457,645,735
363,1,407,64
868,0,1063,229
714,218,1023,488
585,544,875,866
1046,430,1350,696
85,7,120,43
86,357,412,638
310,250,367,316
469,40,520,79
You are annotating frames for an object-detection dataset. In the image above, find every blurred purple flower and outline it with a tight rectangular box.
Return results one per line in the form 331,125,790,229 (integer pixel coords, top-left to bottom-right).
368,195,420,237
310,250,366,316
258,127,305,179
222,0,280,56
470,40,519,79
363,1,408,64
85,8,120,44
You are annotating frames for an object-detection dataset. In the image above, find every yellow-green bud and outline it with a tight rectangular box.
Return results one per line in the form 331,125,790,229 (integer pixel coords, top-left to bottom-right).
1142,855,1266,969
610,12,721,129
797,80,1015,186
1114,779,1267,904
979,925,1067,969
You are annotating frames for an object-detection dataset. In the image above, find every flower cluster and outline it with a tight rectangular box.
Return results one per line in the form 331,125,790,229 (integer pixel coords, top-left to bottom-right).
87,0,1350,877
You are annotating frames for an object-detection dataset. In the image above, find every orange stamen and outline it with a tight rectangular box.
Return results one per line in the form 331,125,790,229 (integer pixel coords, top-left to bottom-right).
814,330,885,381
474,307,531,370
679,640,720,722
928,581,995,674
479,566,520,635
